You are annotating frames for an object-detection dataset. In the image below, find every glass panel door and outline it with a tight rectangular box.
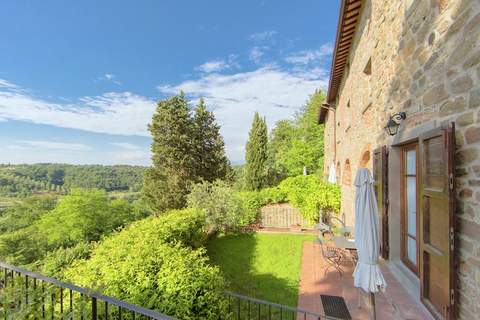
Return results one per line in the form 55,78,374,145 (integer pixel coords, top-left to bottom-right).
402,144,419,273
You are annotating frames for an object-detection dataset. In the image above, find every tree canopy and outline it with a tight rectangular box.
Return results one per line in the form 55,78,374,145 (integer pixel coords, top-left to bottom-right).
269,90,325,177
143,94,230,213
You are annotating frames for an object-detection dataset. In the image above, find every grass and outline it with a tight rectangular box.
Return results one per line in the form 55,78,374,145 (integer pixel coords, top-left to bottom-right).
207,232,315,307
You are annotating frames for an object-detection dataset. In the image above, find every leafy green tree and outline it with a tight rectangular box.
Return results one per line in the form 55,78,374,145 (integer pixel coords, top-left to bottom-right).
269,91,325,177
0,195,56,233
36,188,135,248
193,98,230,182
245,112,268,190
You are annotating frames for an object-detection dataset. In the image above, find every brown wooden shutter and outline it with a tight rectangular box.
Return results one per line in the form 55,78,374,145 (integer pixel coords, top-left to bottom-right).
373,146,389,259
419,123,456,320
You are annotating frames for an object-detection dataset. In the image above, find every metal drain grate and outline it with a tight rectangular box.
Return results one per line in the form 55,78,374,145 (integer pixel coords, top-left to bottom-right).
320,294,352,319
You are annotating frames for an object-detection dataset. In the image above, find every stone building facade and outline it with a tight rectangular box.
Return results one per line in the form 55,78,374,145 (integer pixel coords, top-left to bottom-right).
320,0,480,319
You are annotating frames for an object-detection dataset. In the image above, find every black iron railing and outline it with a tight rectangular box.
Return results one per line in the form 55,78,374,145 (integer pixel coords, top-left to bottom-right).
225,292,337,320
0,262,174,319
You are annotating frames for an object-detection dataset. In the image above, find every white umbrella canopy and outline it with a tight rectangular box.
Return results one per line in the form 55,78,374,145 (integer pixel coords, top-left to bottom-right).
353,168,387,293
327,162,337,184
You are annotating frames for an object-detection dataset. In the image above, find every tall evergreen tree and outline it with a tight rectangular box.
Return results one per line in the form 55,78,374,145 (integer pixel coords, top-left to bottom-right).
143,94,230,213
193,98,230,182
245,112,268,190
143,93,196,212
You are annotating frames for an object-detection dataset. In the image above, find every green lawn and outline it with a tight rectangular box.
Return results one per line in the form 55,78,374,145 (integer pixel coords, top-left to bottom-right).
207,232,315,307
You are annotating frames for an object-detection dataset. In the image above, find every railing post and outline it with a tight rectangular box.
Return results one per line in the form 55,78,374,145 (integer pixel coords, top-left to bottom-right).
92,296,97,320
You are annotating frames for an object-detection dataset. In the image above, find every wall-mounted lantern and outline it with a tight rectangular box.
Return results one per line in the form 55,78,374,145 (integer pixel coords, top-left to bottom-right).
385,112,406,136
385,112,407,136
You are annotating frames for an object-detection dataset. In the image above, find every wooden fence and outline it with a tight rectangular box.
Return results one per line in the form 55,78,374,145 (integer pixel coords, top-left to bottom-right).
259,203,312,229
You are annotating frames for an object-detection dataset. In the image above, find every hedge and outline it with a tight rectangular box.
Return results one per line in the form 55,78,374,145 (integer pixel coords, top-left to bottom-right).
64,208,226,319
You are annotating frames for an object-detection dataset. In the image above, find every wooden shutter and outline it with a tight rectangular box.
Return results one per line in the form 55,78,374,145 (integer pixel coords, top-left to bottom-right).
419,123,456,320
373,146,389,259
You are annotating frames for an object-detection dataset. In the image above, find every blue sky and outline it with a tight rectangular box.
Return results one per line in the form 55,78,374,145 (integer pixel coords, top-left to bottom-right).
0,0,339,165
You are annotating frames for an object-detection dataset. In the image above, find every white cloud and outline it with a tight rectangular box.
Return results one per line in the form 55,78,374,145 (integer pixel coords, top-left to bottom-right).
249,46,268,64
249,30,277,42
159,66,328,163
0,89,155,136
195,55,239,73
98,73,122,85
285,43,333,65
195,60,229,73
15,140,92,152
111,142,142,150
0,79,18,89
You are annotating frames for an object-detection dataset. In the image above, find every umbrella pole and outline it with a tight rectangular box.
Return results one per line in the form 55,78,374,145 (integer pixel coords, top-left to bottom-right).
370,292,376,320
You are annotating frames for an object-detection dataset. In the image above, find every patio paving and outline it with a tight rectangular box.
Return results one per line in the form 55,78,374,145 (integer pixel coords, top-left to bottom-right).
297,241,434,320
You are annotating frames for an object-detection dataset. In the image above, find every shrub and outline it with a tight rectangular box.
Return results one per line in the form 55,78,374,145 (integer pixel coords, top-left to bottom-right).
41,241,94,279
0,226,47,266
234,191,264,226
122,208,207,248
187,180,242,232
64,210,226,319
278,175,341,223
258,186,287,204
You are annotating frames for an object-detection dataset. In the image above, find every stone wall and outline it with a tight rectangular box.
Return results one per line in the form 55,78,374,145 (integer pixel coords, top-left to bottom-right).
323,0,480,318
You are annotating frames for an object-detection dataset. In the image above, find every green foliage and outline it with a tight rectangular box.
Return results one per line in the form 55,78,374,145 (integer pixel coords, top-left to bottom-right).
41,241,94,278
143,94,230,213
36,188,139,248
187,180,242,232
269,91,325,177
113,208,207,248
64,209,227,319
278,175,340,222
0,164,145,197
0,195,56,233
245,112,268,190
0,226,47,266
193,98,231,182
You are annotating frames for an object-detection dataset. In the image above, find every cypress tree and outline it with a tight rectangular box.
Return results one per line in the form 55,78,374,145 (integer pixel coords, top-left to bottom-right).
143,94,231,213
193,98,230,182
143,93,196,213
245,112,268,190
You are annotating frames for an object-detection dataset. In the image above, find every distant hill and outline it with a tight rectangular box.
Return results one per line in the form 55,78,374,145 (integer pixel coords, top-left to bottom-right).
0,164,146,197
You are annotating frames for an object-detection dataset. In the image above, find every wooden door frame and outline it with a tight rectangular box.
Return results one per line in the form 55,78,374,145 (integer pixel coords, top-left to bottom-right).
400,142,420,275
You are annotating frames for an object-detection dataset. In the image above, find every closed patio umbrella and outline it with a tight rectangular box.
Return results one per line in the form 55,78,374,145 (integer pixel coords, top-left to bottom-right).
353,168,387,319
327,162,337,184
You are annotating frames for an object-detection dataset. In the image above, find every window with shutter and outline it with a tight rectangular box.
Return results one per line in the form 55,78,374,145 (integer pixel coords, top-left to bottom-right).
419,123,456,320
373,146,388,259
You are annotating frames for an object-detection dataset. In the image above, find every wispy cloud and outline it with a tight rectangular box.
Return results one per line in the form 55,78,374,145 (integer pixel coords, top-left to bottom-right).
195,55,239,73
285,43,333,65
159,65,328,162
248,30,277,42
195,60,229,73
98,73,122,85
0,79,18,89
15,140,92,152
0,41,332,164
0,88,155,136
111,142,142,150
249,46,269,64
110,142,150,163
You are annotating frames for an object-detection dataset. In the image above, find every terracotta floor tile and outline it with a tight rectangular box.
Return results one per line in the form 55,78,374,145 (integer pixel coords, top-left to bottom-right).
296,242,434,320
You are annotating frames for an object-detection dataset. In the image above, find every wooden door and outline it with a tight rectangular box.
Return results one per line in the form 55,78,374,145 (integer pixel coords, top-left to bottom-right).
419,123,456,319
373,146,389,259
